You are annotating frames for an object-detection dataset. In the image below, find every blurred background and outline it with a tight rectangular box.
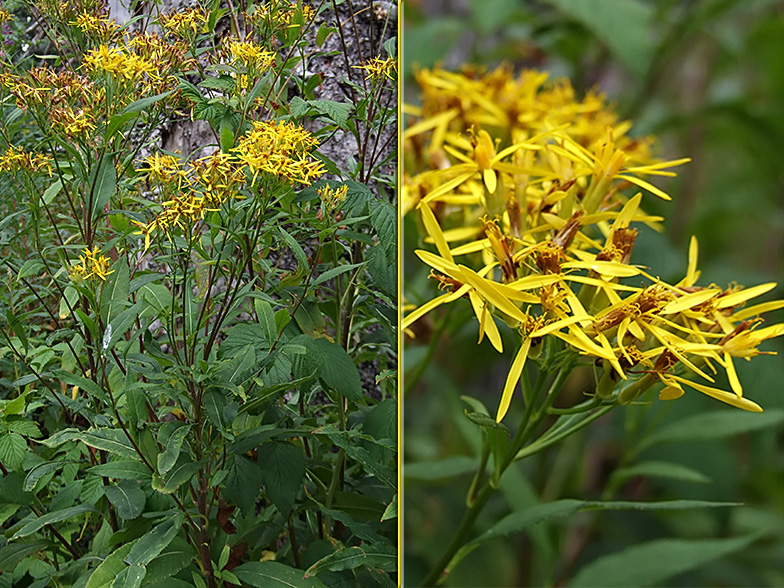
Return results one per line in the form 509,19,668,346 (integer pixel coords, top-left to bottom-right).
402,0,784,586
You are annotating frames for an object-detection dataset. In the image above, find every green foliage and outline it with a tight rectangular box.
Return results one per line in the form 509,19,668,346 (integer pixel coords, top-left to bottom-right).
0,1,397,587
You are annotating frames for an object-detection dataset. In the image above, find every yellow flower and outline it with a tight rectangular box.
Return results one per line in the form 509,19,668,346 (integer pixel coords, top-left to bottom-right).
0,145,53,176
83,44,157,83
227,41,276,71
70,247,114,282
158,8,208,38
354,57,397,82
233,120,324,185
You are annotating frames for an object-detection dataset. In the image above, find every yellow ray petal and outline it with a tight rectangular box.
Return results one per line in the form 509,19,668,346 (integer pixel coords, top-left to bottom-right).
418,204,453,263
716,283,777,309
483,168,497,194
723,352,743,397
732,300,784,320
561,260,641,278
661,288,720,315
616,174,672,201
669,375,762,412
497,337,532,422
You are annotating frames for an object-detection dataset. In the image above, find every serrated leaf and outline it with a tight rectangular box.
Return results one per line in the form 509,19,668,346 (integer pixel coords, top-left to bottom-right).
258,441,305,518
308,99,352,127
638,409,784,453
295,336,363,401
12,504,98,539
125,518,180,566
105,480,145,519
233,561,328,587
571,533,760,587
0,433,26,470
370,199,396,256
222,455,263,515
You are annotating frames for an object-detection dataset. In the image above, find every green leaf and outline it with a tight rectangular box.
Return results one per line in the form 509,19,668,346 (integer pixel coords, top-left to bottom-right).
125,517,180,566
278,226,309,275
445,499,741,576
222,455,263,515
370,200,396,257
23,460,74,492
311,262,365,289
637,409,784,453
119,91,174,115
52,371,108,404
381,495,397,522
86,542,136,588
366,244,395,297
258,441,305,518
106,300,143,350
255,299,277,347
13,504,98,539
611,460,711,486
307,99,352,127
90,153,117,220
143,538,194,585
5,309,28,353
305,543,396,576
292,299,326,335
151,457,199,494
105,480,145,519
294,336,363,401
77,429,139,459
233,561,328,588
571,533,761,587
289,96,310,118
0,541,47,572
542,0,653,77
110,563,146,588
157,424,190,475
100,257,129,323
88,460,151,481
0,433,26,470
314,427,395,489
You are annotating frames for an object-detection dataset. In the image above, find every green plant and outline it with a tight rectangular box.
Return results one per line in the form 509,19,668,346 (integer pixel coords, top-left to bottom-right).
0,1,397,587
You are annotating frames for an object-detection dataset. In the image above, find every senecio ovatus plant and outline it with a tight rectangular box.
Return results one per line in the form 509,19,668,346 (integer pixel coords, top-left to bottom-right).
403,64,784,584
0,0,397,587
404,64,783,422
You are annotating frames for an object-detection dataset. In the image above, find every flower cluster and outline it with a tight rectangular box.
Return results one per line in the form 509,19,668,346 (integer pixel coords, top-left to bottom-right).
247,0,314,36
0,145,53,176
158,7,208,39
133,151,246,249
69,246,114,282
226,40,276,72
72,13,120,44
233,120,324,185
404,65,784,421
317,183,348,213
83,44,156,83
355,57,397,82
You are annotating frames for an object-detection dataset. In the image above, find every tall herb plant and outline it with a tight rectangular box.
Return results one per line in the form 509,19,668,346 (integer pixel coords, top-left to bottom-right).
0,1,397,587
